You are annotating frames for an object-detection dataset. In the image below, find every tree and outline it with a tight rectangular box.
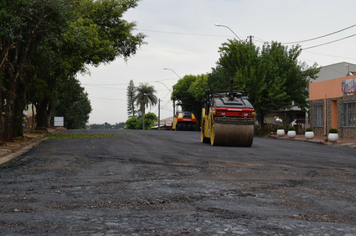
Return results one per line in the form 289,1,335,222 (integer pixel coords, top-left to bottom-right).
34,0,145,129
127,80,136,118
171,74,207,127
51,76,92,129
125,117,138,129
0,0,74,142
133,83,157,130
125,112,157,130
142,112,158,130
0,0,146,143
213,39,320,128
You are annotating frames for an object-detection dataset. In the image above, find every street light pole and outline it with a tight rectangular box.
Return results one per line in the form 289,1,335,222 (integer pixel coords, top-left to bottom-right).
158,99,160,131
163,68,182,118
142,93,147,130
163,68,181,79
214,23,242,41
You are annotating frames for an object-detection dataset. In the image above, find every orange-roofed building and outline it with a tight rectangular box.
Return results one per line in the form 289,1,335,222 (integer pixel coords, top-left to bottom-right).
309,73,356,138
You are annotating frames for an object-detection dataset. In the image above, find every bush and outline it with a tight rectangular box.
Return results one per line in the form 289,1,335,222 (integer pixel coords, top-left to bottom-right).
277,125,284,129
125,117,138,129
305,127,313,132
329,128,338,133
288,126,296,131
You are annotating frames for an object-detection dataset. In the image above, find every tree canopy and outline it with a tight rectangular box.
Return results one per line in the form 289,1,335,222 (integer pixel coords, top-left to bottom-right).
210,39,320,127
171,74,207,124
134,83,158,116
125,112,157,130
127,80,136,118
51,76,92,129
0,0,145,142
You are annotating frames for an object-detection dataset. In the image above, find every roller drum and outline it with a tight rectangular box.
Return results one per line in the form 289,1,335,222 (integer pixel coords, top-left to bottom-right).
211,123,254,147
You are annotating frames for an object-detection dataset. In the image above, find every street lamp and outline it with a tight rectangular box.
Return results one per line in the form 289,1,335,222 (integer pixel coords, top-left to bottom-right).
163,68,182,79
155,81,171,92
214,23,242,41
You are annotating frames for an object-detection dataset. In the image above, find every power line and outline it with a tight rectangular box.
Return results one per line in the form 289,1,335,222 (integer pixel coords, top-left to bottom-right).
137,28,234,38
282,24,356,44
303,50,356,60
81,78,176,87
89,96,125,101
303,33,356,50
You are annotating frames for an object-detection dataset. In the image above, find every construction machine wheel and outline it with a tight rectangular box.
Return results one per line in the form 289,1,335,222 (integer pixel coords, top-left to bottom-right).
177,122,182,131
210,123,216,146
192,124,196,131
187,123,192,131
210,123,254,147
200,120,210,143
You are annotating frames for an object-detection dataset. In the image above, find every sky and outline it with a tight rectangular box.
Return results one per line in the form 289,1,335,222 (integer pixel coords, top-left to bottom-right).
77,0,356,125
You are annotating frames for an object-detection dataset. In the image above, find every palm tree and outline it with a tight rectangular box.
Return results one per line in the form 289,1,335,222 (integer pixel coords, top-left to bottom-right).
134,83,158,129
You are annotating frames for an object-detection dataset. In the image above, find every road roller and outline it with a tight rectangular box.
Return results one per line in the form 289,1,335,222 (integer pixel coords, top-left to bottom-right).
172,103,197,131
201,87,255,147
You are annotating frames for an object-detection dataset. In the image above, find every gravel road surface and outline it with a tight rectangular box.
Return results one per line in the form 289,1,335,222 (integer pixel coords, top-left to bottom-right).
0,129,356,235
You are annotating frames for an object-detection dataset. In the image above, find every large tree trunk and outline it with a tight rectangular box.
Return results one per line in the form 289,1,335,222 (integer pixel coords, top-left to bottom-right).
36,99,48,128
36,96,54,128
13,82,26,137
0,89,4,144
4,97,15,142
45,98,54,127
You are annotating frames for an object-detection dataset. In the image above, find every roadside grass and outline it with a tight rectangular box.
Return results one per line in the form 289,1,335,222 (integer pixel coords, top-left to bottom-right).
47,133,133,139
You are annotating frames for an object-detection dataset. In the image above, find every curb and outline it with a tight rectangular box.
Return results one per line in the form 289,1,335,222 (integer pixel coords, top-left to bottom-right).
269,135,356,148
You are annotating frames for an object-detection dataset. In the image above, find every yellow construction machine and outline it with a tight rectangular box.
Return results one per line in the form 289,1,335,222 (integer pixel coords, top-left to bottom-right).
201,84,255,147
172,103,197,131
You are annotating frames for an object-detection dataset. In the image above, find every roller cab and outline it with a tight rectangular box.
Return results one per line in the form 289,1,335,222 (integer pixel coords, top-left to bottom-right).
201,88,255,147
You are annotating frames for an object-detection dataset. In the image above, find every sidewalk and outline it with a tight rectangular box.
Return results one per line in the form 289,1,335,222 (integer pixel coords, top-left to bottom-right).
0,128,59,166
270,133,356,149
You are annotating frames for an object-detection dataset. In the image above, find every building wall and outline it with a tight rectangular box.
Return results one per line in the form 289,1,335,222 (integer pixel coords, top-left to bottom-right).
309,75,356,100
309,75,356,138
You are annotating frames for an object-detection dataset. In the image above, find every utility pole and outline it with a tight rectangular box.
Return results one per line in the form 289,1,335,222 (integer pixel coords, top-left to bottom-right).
158,99,160,131
248,35,254,44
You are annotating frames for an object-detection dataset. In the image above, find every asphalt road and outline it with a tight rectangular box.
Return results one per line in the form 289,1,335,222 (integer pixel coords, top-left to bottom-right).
1,129,356,235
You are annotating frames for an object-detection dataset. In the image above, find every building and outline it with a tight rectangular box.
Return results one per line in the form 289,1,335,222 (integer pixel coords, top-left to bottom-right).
153,117,173,130
309,74,356,138
314,62,356,82
264,62,356,134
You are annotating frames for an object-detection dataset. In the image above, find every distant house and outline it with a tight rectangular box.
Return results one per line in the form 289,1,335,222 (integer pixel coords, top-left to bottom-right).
153,117,173,130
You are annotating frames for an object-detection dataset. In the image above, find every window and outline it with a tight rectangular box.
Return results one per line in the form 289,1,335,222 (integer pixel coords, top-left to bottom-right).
314,105,324,127
343,102,356,127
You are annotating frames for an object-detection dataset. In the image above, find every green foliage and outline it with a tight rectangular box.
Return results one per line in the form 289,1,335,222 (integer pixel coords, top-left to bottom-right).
0,0,146,142
88,122,125,129
171,74,207,123
144,112,158,130
125,112,157,130
329,128,338,133
127,80,136,118
134,83,157,117
288,126,296,131
125,117,138,129
51,77,92,129
278,125,284,129
306,127,313,132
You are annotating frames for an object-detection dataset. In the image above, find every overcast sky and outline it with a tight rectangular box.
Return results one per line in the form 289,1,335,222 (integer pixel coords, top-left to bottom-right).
77,0,356,125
